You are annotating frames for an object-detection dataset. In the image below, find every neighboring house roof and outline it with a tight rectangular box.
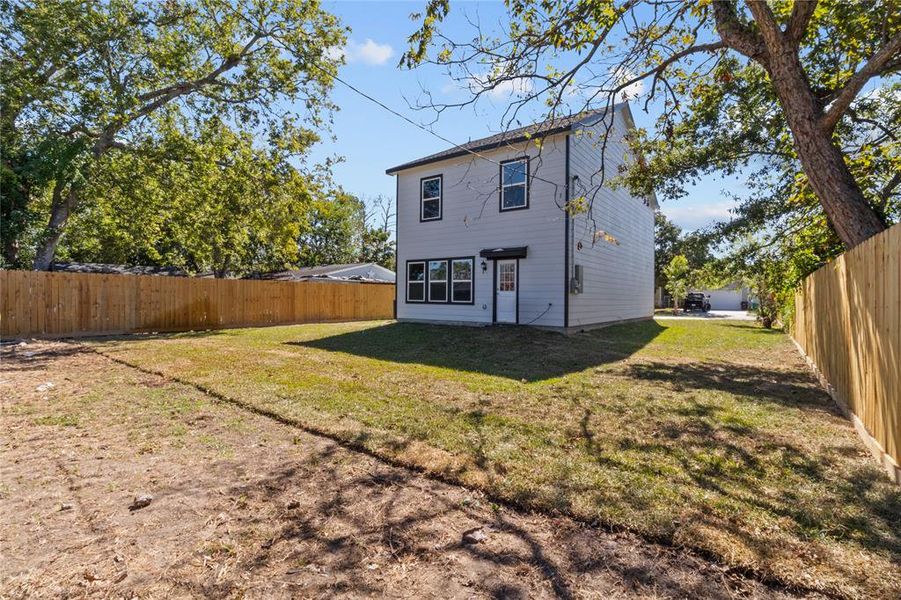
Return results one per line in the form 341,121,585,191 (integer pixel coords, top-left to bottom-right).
385,107,618,175
256,262,395,283
277,263,370,277
50,262,189,277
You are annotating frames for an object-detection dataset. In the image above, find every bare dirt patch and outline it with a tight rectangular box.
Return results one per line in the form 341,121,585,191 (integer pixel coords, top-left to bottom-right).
85,320,901,598
1,341,807,599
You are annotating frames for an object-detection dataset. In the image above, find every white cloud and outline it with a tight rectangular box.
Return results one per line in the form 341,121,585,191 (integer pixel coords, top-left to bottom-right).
618,78,644,101
465,72,534,99
440,79,460,95
663,203,736,232
329,39,394,66
611,67,644,101
324,45,346,62
486,77,534,99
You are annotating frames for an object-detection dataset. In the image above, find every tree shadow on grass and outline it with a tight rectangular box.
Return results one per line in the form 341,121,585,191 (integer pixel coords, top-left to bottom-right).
714,322,786,336
161,441,779,599
569,387,901,571
291,320,666,382
1,343,86,373
619,361,901,553
623,360,843,415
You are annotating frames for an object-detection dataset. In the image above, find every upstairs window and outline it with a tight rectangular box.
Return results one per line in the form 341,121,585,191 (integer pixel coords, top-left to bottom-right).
500,158,528,211
407,262,425,302
421,175,442,221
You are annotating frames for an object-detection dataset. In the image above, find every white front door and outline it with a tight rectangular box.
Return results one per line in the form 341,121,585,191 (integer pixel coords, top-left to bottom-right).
496,259,517,323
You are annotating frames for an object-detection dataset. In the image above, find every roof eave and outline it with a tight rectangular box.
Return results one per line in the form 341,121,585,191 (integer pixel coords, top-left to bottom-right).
385,125,572,176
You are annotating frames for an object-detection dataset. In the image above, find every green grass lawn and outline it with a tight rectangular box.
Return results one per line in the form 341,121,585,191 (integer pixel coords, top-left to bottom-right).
93,319,901,598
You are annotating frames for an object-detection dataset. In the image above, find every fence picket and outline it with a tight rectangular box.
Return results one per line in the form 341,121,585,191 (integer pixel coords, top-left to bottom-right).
0,271,394,339
793,224,901,477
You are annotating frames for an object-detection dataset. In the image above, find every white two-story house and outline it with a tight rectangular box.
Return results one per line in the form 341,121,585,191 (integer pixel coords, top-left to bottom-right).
386,103,656,332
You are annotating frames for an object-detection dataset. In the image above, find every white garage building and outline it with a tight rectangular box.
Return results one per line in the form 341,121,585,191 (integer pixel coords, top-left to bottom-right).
691,282,751,311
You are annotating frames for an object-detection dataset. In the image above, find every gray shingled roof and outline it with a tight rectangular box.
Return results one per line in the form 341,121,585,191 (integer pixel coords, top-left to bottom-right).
385,107,615,175
257,263,372,279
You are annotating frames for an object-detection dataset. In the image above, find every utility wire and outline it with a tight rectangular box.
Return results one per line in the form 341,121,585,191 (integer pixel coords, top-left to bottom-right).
310,62,568,190
524,302,554,325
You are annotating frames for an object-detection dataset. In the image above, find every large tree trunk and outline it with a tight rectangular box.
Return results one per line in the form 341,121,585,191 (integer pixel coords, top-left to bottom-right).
765,44,886,248
3,234,20,267
1,159,30,268
32,182,76,271
2,185,24,267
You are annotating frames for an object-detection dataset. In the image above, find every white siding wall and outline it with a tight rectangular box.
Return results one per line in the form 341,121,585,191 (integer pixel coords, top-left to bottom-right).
567,110,655,327
395,136,567,326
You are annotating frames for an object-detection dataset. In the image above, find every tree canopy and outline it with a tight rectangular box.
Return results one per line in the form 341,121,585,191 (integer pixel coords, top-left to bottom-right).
55,116,319,276
662,254,690,309
403,0,900,249
654,212,712,291
1,0,347,269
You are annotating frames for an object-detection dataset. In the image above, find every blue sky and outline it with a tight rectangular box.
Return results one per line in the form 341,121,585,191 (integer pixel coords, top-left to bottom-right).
309,1,746,233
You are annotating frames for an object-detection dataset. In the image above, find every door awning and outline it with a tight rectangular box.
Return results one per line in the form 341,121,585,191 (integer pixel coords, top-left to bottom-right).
479,246,528,259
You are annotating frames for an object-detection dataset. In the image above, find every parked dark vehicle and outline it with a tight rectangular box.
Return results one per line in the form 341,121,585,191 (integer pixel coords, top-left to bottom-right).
682,293,711,312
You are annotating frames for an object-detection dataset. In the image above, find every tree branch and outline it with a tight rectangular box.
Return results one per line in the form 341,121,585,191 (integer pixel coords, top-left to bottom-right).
711,0,768,64
880,171,901,202
745,0,784,48
821,31,901,130
785,0,817,46
92,34,263,156
576,41,726,111
135,46,252,103
846,107,897,142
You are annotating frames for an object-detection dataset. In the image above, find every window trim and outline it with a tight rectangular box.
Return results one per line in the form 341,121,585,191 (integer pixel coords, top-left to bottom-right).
420,174,443,222
404,256,475,305
427,259,449,302
406,261,426,303
499,157,530,212
450,257,474,304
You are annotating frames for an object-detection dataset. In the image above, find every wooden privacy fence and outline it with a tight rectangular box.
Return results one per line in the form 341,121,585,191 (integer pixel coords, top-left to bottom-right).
0,270,395,338
793,223,900,482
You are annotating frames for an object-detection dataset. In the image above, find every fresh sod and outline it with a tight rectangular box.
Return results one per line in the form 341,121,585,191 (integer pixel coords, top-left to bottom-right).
93,319,901,598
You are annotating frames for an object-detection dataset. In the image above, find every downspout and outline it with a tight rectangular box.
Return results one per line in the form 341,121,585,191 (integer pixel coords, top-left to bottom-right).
564,134,570,329
393,174,398,319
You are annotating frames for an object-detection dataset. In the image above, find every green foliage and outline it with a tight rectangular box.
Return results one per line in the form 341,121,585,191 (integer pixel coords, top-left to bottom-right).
298,194,366,268
712,222,842,330
360,228,396,271
1,0,347,268
654,212,682,289
654,212,713,290
663,254,689,309
57,117,316,276
403,0,899,295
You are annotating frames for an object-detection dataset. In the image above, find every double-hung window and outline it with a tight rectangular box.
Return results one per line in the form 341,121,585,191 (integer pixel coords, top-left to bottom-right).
407,261,425,302
428,260,448,302
406,256,474,304
451,258,473,303
500,158,528,211
421,175,442,221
